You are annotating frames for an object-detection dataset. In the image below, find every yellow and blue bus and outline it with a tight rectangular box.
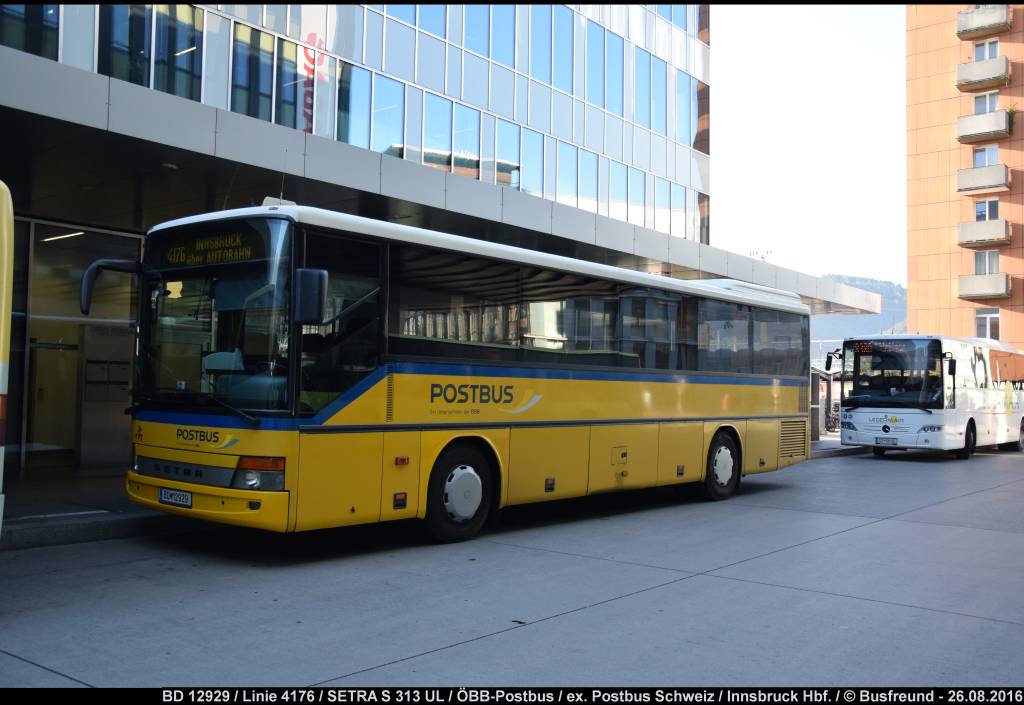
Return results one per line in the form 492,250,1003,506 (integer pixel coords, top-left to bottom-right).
80,206,810,541
0,180,13,537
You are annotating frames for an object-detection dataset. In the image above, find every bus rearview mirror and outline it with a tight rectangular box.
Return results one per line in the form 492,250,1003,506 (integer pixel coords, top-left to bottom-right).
948,359,956,377
80,258,142,315
294,268,328,325
825,356,832,372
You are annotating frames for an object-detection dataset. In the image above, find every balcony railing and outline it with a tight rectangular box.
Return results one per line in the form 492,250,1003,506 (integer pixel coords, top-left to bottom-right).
957,5,1011,40
957,55,1010,91
958,219,1011,246
957,164,1010,194
958,110,1011,143
958,273,1011,299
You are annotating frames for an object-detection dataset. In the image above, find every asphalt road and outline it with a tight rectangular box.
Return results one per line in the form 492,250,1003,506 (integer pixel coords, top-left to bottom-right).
2,449,1023,687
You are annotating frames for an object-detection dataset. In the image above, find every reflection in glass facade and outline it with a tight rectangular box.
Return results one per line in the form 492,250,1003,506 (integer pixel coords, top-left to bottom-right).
424,92,453,171
530,5,551,84
338,62,371,148
553,5,573,95
9,3,711,244
454,104,480,180
464,4,488,57
231,24,273,121
496,119,520,189
98,4,153,87
521,128,544,197
0,3,58,59
371,73,404,158
154,5,203,102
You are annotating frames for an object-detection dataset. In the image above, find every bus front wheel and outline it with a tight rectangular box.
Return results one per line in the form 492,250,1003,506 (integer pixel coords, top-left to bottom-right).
424,444,494,543
701,432,740,501
954,422,976,460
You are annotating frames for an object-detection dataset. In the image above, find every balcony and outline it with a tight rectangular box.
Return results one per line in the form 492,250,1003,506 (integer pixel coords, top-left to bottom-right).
957,164,1010,194
959,273,1011,299
957,5,1011,40
958,219,1011,247
957,55,1010,91
957,110,1011,143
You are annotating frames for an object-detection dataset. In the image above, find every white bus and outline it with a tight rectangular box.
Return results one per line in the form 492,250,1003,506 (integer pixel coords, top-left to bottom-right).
830,335,1024,458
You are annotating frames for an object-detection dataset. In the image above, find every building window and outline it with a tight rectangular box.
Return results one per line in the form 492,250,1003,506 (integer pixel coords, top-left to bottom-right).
154,5,203,102
521,128,544,196
628,167,645,226
579,150,598,213
672,5,687,31
975,39,998,61
973,144,998,168
586,20,605,108
698,192,710,244
557,142,578,207
0,4,58,60
491,4,514,68
974,91,998,115
635,48,651,128
671,183,687,238
606,31,624,117
655,178,671,233
453,104,481,180
418,4,445,38
652,56,667,136
371,74,405,158
976,199,999,222
385,5,415,24
530,5,551,84
496,119,521,189
98,4,153,87
275,39,302,130
338,62,371,148
976,308,1000,340
553,5,573,94
975,250,999,275
610,161,627,222
465,4,489,57
423,92,453,171
231,24,273,121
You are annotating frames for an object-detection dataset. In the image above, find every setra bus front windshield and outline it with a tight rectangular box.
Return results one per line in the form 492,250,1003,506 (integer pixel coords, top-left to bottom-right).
841,339,944,410
137,218,292,413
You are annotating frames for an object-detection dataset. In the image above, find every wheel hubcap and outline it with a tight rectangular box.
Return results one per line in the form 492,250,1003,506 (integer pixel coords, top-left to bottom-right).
443,465,482,523
712,447,734,486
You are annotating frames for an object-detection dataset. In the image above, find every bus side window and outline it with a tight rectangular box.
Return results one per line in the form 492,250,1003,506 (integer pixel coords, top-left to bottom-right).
299,232,381,413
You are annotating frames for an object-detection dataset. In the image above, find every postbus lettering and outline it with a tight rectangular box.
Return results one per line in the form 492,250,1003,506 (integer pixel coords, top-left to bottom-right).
429,383,515,405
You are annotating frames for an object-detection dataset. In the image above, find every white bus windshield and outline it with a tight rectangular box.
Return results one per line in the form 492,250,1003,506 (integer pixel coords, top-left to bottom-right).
842,339,944,410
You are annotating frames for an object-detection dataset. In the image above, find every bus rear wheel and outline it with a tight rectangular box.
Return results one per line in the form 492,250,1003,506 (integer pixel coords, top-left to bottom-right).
701,431,740,501
954,422,976,460
424,444,494,543
999,420,1024,452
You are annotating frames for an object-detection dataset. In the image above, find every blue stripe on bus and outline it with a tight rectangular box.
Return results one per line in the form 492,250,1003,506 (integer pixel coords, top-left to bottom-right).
135,362,807,430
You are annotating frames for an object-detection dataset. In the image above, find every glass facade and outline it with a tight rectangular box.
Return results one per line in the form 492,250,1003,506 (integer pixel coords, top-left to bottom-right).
7,4,711,243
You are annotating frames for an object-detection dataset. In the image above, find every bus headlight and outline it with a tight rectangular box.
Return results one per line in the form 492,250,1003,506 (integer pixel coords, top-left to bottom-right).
920,425,943,433
231,457,285,491
841,421,857,430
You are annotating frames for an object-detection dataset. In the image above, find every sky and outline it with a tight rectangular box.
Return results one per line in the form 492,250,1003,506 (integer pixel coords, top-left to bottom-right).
710,5,907,285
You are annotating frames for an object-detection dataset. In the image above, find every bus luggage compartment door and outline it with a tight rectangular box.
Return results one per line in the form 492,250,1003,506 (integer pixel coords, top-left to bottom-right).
296,431,382,530
588,424,658,494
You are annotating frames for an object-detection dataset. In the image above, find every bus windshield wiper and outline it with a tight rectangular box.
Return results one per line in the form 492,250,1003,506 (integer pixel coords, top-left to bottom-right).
199,393,261,426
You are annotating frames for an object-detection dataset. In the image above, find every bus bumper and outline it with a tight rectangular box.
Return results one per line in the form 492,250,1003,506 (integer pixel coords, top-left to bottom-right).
126,471,290,532
840,430,951,451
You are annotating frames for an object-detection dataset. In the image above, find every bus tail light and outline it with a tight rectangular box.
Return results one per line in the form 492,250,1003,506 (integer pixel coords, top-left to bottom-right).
232,456,286,491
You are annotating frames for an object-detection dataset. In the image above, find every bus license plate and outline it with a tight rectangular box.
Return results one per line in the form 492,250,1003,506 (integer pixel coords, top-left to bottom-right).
159,488,192,508
875,438,898,446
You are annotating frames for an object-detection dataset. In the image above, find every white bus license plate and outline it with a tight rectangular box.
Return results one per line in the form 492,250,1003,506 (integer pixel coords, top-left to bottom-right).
159,488,192,508
875,438,898,446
